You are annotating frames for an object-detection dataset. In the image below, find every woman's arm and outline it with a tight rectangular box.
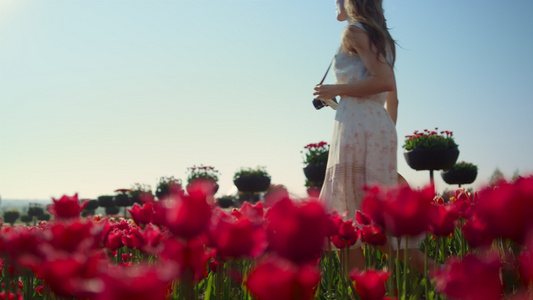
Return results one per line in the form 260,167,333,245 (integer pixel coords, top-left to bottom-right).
313,25,395,100
385,88,398,125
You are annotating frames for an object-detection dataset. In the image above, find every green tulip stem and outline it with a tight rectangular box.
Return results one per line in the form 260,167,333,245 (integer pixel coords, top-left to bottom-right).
396,238,401,297
424,232,429,300
403,236,409,300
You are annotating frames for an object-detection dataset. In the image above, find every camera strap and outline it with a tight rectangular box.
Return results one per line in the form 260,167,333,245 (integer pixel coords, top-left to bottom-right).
318,55,336,85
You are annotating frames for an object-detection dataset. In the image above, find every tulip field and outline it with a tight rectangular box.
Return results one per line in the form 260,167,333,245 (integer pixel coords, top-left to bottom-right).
1,177,533,300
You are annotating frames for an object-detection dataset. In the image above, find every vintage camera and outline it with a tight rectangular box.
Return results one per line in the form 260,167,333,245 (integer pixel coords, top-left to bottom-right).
313,97,338,110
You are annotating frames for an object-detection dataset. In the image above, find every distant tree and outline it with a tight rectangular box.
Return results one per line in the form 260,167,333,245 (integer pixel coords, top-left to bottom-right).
489,167,505,186
20,214,32,225
28,206,44,218
38,214,51,221
3,210,20,226
98,195,114,208
105,206,120,216
512,169,521,182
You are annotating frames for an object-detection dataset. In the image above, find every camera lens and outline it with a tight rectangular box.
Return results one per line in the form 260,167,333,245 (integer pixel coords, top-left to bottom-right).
313,99,325,110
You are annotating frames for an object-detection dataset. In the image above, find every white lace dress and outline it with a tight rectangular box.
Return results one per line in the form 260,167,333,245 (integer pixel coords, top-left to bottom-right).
320,22,397,222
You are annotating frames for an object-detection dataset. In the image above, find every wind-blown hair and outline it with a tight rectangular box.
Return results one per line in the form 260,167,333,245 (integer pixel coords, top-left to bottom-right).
342,0,396,67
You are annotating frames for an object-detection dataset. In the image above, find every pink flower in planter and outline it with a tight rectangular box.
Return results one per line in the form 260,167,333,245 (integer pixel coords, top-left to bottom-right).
427,201,459,237
245,256,321,300
47,194,89,220
266,198,334,265
349,268,390,300
432,253,503,300
208,209,267,260
127,202,154,227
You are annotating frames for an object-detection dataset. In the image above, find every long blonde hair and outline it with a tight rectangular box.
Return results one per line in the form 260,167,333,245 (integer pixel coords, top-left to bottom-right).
342,0,396,67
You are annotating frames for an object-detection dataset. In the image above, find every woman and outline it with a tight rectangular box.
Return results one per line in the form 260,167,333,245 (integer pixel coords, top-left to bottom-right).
315,0,398,225
314,0,418,271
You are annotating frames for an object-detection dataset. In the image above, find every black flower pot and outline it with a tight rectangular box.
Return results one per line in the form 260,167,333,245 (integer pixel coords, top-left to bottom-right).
441,169,477,185
217,197,234,209
155,186,170,199
234,175,271,193
114,194,132,207
303,163,327,182
404,146,459,171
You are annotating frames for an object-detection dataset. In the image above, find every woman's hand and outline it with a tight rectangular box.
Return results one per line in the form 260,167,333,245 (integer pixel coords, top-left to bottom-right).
314,84,339,101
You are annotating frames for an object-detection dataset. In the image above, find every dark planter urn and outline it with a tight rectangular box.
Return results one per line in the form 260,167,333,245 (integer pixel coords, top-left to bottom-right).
217,197,234,209
303,163,327,182
404,146,459,171
234,175,271,193
114,194,132,207
441,169,477,185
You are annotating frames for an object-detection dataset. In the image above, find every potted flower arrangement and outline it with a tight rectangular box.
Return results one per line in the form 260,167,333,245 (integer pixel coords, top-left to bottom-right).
441,161,478,186
186,165,219,194
128,183,153,205
155,176,183,200
233,166,271,193
302,141,329,183
403,128,459,171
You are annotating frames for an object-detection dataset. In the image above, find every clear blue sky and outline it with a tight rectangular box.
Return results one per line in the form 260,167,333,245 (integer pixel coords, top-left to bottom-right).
1,0,533,200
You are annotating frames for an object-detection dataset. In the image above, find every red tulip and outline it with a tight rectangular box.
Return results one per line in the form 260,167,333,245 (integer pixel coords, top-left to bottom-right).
266,198,333,264
245,257,321,300
105,228,125,251
359,224,387,246
432,253,503,300
163,189,212,240
138,224,167,255
349,268,390,300
30,251,108,298
121,225,144,250
208,209,267,260
331,219,359,249
461,213,496,249
95,263,175,300
356,211,372,226
0,291,22,300
233,201,264,224
47,194,89,220
427,202,459,237
474,176,533,244
127,202,154,227
159,237,212,282
362,185,433,237
47,220,99,253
